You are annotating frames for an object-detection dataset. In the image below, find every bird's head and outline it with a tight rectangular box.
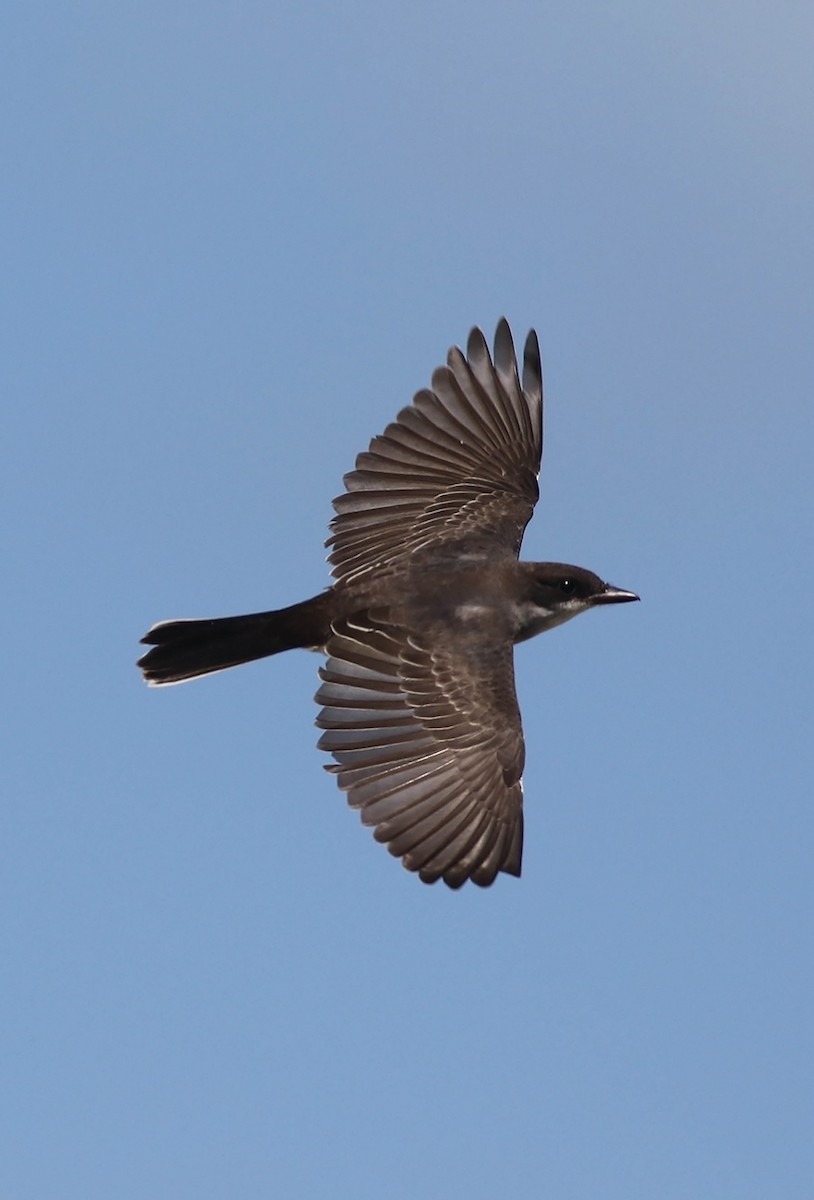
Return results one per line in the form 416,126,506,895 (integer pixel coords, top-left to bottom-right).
514,562,639,641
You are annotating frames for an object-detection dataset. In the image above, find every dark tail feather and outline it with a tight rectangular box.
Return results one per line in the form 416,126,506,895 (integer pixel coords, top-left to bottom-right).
137,593,331,686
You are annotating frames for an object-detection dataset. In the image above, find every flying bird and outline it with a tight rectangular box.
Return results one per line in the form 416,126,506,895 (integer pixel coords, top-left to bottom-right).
138,320,638,888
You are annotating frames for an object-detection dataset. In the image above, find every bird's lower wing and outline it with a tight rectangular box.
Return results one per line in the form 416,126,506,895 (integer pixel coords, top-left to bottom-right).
315,612,525,888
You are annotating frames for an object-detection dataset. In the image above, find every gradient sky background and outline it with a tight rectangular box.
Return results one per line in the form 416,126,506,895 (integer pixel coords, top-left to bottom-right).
3,3,812,1197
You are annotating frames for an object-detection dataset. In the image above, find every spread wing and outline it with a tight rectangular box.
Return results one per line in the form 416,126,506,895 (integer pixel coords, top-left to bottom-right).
315,612,525,888
327,320,543,582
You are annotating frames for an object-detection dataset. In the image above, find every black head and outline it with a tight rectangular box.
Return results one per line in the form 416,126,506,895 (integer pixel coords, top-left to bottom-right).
515,562,639,641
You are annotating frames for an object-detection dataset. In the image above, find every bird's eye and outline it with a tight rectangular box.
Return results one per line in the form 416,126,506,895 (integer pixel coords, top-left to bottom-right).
559,578,576,595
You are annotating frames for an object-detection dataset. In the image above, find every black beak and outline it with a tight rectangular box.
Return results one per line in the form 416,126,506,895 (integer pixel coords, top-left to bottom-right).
592,583,640,605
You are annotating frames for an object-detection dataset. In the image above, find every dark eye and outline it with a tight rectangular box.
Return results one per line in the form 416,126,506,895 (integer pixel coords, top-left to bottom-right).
559,578,576,595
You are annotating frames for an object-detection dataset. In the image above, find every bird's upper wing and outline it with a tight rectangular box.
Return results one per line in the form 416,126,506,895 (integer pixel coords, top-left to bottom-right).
327,320,543,582
315,610,525,888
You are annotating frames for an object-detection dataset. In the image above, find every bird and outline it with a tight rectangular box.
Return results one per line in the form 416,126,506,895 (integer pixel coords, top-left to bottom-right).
137,319,638,888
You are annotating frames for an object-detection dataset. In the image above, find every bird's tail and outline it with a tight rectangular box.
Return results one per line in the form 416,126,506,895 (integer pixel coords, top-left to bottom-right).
137,592,332,686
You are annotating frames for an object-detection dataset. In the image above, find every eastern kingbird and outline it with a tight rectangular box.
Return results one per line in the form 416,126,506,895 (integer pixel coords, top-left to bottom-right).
138,320,638,888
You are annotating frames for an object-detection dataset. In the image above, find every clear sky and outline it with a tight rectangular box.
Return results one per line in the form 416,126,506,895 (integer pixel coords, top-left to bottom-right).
3,2,812,1197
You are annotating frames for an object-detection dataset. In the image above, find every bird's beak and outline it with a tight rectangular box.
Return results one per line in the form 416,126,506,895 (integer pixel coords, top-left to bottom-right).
593,583,640,605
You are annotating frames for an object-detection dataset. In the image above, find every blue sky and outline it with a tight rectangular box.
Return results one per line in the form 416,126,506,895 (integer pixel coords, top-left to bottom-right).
2,2,812,1196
